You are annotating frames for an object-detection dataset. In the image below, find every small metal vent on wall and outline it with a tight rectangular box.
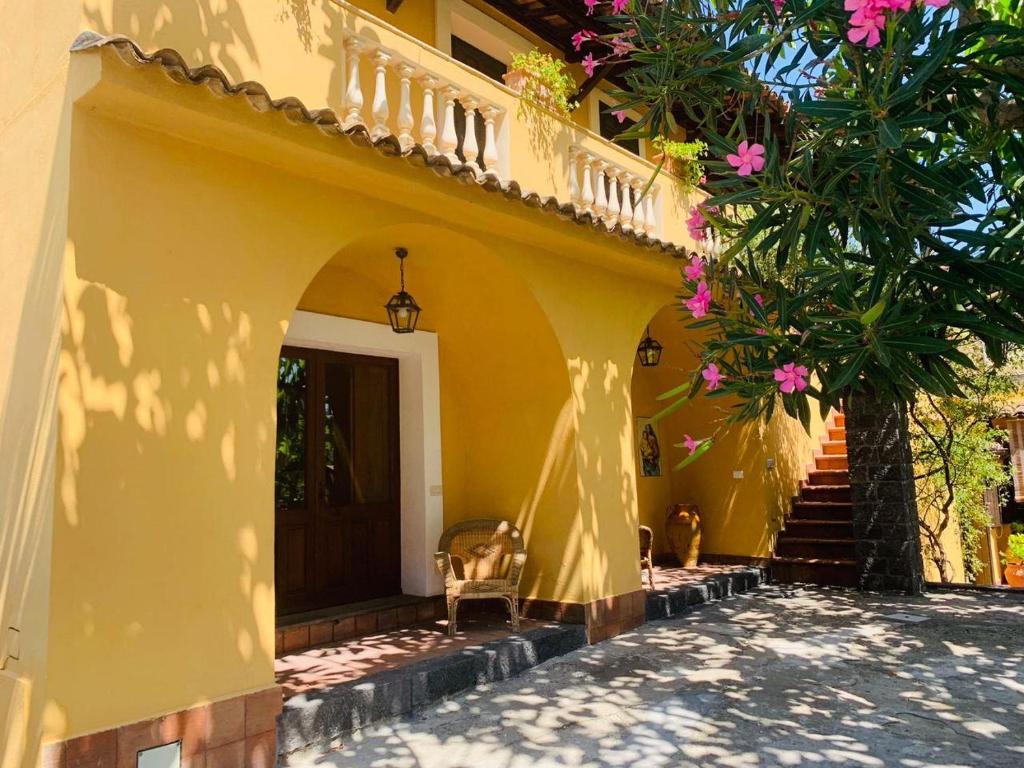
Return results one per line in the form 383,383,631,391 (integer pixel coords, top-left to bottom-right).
138,742,181,768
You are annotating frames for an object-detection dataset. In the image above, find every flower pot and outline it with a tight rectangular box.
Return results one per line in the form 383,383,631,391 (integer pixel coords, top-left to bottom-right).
1005,562,1024,588
502,68,555,110
665,503,702,568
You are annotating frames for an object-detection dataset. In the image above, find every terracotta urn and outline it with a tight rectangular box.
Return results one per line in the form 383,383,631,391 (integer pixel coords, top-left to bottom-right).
1005,562,1024,589
665,503,702,568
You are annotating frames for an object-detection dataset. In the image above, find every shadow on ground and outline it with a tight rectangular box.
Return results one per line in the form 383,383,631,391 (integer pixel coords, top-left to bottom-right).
289,585,1024,768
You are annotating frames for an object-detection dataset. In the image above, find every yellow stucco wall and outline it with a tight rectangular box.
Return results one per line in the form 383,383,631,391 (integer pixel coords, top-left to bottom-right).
632,307,826,561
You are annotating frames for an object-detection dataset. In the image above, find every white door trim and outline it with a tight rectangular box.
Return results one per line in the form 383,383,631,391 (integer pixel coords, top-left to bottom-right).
284,310,444,597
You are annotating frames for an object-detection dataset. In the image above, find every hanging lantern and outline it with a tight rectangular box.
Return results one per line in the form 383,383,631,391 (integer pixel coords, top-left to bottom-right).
636,325,663,367
385,247,421,334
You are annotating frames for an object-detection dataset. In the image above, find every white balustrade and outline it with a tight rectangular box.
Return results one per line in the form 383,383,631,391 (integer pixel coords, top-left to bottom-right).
619,173,634,232
631,179,647,234
395,62,416,151
342,37,364,130
461,95,480,172
336,31,674,240
370,49,392,141
438,86,460,161
419,75,438,154
568,147,663,239
337,32,506,180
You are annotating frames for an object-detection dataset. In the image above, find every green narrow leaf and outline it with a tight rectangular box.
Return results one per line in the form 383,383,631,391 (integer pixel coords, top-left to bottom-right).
860,299,886,326
879,119,902,149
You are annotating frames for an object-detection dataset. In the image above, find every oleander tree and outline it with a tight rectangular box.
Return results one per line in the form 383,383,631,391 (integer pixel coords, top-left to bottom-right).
575,0,1024,591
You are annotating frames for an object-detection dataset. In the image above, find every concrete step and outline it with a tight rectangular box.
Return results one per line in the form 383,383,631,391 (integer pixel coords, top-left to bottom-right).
781,519,854,539
828,427,846,441
799,484,852,503
790,501,854,521
646,566,768,621
815,454,849,471
770,556,858,588
277,623,587,762
806,468,850,486
774,537,857,560
821,440,847,455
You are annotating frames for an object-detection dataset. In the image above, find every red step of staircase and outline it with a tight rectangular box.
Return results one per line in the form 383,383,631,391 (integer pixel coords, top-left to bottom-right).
772,411,858,588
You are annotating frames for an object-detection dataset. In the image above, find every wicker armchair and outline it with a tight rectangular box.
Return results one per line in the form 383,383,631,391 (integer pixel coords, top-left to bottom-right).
434,518,526,636
639,525,656,590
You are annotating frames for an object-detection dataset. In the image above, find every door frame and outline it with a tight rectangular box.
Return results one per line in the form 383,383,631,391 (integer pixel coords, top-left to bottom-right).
284,310,444,597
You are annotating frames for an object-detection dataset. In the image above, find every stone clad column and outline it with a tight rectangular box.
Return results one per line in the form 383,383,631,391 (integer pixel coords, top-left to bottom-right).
845,389,925,594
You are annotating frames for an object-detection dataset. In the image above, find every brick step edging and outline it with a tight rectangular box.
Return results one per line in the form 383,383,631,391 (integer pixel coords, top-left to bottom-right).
645,567,768,620
277,623,587,763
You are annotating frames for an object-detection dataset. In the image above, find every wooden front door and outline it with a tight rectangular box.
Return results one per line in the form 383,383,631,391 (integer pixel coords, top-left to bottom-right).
274,347,401,618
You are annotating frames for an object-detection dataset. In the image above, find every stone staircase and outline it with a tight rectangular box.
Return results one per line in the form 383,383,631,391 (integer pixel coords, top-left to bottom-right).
771,412,858,587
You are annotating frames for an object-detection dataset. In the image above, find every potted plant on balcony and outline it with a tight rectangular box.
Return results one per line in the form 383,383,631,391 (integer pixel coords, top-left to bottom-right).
1002,533,1024,588
651,137,707,191
503,49,577,116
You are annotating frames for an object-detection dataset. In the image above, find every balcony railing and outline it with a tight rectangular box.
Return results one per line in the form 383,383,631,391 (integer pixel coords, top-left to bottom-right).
333,1,696,249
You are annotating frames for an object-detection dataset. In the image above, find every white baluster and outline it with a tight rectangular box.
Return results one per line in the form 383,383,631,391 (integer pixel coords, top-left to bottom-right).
480,105,501,179
619,173,634,231
568,148,581,208
395,62,415,151
632,180,647,233
593,161,608,219
342,37,364,130
606,166,620,228
370,49,392,142
645,186,658,237
580,153,595,214
419,75,438,154
438,85,460,161
460,95,480,172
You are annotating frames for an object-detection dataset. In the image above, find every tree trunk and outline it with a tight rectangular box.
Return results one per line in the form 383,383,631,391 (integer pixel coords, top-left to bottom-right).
845,389,926,595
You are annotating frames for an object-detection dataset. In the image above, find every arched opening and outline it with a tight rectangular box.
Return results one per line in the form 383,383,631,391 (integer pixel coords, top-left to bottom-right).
272,224,578,626
629,304,694,564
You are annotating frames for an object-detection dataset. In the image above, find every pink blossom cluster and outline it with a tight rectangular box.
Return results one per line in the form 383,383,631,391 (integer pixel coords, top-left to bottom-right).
774,362,809,394
687,206,708,241
845,0,950,48
685,281,713,319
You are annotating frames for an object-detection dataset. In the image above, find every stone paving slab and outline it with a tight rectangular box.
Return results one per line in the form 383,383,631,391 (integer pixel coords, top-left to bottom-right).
294,585,1024,768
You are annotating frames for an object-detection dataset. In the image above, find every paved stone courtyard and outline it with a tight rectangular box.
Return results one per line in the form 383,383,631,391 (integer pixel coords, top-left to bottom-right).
290,585,1024,768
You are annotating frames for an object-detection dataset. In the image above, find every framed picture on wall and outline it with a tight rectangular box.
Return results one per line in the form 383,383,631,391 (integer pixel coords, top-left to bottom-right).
637,417,662,477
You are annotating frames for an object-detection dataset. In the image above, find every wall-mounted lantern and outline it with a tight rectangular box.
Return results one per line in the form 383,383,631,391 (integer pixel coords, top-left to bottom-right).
385,247,421,334
636,325,663,368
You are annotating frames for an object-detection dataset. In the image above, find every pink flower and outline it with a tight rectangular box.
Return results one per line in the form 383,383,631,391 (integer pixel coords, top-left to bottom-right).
686,281,712,319
756,327,768,336
612,0,630,12
773,0,785,12
773,362,809,394
686,206,708,241
923,0,950,6
848,11,885,47
699,175,707,185
754,293,765,307
571,30,597,51
584,0,598,15
613,110,628,123
611,35,635,55
726,141,766,177
702,363,724,391
684,254,705,282
882,0,912,10
683,434,699,454
582,53,598,77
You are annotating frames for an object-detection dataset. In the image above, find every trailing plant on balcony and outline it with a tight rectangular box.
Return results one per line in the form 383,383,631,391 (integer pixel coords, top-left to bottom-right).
504,50,578,116
651,137,706,190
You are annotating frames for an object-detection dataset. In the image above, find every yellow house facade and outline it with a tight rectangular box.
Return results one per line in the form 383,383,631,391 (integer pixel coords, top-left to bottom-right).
1,2,833,767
